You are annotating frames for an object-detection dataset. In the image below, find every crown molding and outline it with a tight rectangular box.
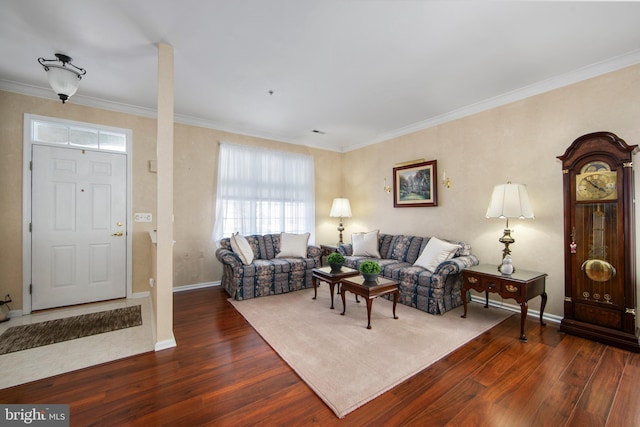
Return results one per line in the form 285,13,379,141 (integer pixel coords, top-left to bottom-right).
0,79,333,151
343,48,640,152
0,79,160,119
3,48,639,154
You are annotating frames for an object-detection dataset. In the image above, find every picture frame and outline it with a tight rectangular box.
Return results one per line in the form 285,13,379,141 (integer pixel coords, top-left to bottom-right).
393,160,437,207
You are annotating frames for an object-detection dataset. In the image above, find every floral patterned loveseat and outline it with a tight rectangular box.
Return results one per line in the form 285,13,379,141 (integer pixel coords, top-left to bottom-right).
338,232,479,314
216,233,321,300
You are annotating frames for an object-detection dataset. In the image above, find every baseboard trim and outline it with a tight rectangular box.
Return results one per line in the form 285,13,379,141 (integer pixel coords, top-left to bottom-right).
470,295,562,325
144,282,219,352
155,337,177,352
130,291,150,299
173,281,220,293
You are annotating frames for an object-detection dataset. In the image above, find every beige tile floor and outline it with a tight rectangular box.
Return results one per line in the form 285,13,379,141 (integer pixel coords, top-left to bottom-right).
0,296,154,390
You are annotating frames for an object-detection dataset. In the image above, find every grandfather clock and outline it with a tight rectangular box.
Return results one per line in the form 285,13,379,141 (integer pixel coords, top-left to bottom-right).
558,132,639,352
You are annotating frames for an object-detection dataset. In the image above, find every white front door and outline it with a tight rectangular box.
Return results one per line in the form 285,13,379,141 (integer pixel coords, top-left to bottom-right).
31,145,127,310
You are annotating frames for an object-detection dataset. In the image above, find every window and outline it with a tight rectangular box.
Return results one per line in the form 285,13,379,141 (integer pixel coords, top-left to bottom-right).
32,120,127,152
213,143,315,242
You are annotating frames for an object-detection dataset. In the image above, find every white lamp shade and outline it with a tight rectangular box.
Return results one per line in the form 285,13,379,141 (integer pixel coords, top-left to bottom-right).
485,183,534,219
46,65,81,98
329,198,352,218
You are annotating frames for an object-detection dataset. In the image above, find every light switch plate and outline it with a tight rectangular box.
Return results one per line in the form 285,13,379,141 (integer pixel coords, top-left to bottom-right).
134,213,152,222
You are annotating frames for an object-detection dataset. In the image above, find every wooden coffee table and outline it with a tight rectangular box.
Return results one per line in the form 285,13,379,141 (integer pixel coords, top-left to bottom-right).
340,275,399,329
312,266,360,309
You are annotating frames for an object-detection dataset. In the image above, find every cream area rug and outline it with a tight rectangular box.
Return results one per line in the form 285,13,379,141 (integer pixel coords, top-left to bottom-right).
229,287,511,418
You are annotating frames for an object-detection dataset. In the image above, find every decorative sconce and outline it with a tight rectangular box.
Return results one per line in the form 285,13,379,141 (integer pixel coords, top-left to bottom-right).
443,169,451,189
38,53,87,103
383,177,391,193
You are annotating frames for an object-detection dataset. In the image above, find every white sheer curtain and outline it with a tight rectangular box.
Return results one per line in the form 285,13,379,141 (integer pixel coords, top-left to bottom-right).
213,142,315,243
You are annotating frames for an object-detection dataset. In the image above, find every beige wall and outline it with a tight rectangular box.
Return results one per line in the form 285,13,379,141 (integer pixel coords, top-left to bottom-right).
171,124,344,284
0,92,158,311
342,64,640,318
1,63,639,320
0,90,342,312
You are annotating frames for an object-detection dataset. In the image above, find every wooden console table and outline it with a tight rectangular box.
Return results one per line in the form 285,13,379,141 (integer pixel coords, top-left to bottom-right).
462,264,547,342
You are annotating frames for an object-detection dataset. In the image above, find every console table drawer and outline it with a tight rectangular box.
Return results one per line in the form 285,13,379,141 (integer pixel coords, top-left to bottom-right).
464,273,502,293
501,281,522,297
463,271,526,297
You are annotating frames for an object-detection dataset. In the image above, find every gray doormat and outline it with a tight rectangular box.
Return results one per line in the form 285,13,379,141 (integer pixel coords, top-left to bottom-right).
0,305,142,355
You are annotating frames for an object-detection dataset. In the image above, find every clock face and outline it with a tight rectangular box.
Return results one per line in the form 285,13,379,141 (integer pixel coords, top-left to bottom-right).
579,160,610,174
576,162,617,201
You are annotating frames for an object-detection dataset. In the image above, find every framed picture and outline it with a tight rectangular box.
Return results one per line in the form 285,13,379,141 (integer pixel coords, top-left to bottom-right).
393,160,437,207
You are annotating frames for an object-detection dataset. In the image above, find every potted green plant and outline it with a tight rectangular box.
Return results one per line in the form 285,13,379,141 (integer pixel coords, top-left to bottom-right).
327,252,345,272
359,260,381,282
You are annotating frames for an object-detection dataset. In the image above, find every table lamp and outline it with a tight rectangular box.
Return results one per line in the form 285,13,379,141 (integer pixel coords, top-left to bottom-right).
485,182,534,272
329,198,352,245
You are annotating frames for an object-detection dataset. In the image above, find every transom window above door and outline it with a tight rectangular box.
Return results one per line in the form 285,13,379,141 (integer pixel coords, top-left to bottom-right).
32,119,127,152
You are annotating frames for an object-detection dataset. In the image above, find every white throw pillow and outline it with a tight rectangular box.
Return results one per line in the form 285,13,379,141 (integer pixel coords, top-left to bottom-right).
352,230,381,258
413,237,460,272
230,233,254,265
276,232,310,258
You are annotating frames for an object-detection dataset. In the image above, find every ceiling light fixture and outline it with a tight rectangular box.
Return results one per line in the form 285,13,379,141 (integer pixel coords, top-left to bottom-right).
37,53,87,103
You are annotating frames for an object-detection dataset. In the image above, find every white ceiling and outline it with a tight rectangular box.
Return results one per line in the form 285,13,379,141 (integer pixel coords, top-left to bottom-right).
1,1,640,152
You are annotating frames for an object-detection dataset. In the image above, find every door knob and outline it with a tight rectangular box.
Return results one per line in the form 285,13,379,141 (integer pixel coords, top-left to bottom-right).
111,231,123,237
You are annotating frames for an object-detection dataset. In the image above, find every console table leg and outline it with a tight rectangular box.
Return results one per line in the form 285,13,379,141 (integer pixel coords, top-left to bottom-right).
539,292,547,326
519,302,528,342
484,290,489,308
461,288,468,318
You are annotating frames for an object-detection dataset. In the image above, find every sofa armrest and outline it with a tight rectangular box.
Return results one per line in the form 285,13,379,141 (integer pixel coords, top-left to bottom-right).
307,245,322,259
433,254,479,276
338,244,353,256
215,248,245,269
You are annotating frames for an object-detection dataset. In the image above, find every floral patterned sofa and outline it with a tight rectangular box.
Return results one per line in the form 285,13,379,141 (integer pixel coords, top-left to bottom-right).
338,232,479,314
216,233,321,300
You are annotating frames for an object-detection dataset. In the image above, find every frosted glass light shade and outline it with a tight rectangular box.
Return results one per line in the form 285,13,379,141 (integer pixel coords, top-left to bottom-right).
329,198,352,218
46,65,81,99
485,183,534,219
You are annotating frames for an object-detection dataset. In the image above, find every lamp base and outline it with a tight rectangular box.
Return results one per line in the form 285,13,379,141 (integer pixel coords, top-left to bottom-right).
498,228,515,273
499,258,515,275
337,221,344,245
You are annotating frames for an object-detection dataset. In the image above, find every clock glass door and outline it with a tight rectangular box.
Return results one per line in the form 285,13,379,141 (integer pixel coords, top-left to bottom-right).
574,202,621,307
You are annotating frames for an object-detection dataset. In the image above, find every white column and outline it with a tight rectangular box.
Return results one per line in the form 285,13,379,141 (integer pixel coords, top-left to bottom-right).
154,42,176,350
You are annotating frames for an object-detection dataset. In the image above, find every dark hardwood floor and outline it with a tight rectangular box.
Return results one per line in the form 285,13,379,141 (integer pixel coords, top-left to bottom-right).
2,286,639,426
